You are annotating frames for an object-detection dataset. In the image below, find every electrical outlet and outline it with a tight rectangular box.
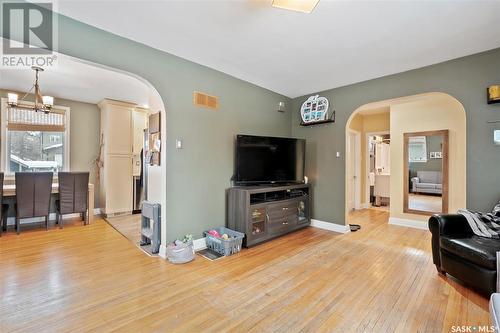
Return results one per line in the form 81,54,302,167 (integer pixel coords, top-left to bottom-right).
176,139,182,149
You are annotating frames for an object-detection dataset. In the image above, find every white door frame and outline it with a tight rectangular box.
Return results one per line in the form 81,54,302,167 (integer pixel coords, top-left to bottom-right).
347,129,362,211
365,131,390,208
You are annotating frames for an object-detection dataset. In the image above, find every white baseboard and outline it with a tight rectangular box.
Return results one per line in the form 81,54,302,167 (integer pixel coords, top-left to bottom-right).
360,202,370,209
159,244,167,259
5,208,103,226
311,219,350,233
388,217,428,230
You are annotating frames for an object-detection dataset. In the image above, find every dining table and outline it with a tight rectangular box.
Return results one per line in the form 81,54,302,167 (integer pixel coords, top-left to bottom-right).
2,183,95,225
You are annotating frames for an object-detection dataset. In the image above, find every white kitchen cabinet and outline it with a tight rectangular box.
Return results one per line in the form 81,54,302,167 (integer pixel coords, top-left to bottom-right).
98,99,149,216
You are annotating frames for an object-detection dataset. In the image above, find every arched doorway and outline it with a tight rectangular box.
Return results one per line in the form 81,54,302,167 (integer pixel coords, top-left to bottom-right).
0,46,167,250
65,54,168,249
345,92,466,228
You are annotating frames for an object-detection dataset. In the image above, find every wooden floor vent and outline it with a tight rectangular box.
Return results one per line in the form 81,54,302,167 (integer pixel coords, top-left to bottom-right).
193,91,219,110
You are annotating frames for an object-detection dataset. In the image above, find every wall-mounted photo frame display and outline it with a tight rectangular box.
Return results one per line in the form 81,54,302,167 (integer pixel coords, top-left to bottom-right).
300,95,335,126
430,151,442,159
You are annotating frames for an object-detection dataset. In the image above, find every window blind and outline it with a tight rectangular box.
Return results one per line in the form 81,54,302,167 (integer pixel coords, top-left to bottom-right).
7,107,66,132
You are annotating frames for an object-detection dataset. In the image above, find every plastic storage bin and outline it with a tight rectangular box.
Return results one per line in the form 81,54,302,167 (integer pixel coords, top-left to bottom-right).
205,227,245,256
166,241,194,264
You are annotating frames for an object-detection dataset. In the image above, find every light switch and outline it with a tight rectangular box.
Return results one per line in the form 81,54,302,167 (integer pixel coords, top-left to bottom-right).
494,130,500,145
176,139,182,149
336,152,341,158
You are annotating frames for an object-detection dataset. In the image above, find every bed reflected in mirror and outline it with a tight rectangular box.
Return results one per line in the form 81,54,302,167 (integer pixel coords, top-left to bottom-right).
404,130,449,215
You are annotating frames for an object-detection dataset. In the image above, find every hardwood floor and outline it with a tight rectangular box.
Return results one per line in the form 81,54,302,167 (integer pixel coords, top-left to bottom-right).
105,214,142,245
0,210,490,332
408,193,442,213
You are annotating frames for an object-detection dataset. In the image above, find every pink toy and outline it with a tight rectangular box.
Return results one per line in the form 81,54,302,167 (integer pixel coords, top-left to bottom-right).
208,229,221,238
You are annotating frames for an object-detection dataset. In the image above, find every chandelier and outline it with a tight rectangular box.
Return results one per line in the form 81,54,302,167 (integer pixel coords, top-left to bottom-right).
7,66,54,114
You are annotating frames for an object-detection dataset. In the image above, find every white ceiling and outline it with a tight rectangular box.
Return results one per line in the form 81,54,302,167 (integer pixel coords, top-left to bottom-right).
56,0,500,98
0,50,151,106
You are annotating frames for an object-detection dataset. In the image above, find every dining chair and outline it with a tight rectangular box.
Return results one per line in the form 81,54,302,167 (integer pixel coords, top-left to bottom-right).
56,172,89,228
15,172,53,234
0,172,8,237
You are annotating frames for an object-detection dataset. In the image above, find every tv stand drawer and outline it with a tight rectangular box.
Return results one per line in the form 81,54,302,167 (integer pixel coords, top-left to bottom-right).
268,217,296,234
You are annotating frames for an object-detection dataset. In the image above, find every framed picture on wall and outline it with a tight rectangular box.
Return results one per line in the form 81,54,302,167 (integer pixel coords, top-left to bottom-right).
430,151,442,159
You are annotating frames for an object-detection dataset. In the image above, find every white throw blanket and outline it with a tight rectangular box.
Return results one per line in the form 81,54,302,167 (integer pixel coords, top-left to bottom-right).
458,204,500,238
458,202,500,292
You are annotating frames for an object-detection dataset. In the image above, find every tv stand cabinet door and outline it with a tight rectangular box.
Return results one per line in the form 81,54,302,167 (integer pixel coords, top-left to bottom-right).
295,197,310,225
247,206,268,244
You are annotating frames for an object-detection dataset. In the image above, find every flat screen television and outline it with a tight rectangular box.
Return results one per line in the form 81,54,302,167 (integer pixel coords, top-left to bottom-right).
235,135,305,185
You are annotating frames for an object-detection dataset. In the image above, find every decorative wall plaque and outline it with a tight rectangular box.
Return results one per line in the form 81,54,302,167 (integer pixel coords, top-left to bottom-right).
300,95,334,126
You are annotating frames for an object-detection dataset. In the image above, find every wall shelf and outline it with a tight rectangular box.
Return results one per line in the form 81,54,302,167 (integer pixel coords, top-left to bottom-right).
300,119,335,127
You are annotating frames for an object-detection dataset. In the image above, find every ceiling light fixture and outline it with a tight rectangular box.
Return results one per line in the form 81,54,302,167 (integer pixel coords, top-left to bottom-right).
272,0,320,13
7,66,54,114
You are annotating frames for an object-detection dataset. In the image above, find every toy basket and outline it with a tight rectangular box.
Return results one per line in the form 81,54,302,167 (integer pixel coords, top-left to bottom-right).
204,227,245,256
166,241,194,264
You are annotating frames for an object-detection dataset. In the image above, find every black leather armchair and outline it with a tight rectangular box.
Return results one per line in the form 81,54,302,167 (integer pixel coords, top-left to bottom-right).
429,214,500,295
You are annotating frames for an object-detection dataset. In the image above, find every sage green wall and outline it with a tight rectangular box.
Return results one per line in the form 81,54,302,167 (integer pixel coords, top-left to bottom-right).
292,47,500,226
39,13,292,240
0,89,100,206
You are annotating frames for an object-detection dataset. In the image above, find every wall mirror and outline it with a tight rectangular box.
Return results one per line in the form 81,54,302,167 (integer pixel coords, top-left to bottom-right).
404,130,449,215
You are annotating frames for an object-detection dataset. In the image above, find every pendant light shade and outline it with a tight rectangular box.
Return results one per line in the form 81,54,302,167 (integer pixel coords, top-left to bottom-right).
42,95,54,108
7,93,18,106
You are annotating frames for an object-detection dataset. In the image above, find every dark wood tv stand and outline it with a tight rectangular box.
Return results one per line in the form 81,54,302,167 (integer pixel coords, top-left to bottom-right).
227,184,311,247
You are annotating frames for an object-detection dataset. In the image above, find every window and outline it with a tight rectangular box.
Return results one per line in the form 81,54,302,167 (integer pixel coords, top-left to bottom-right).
408,136,427,162
1,98,70,174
